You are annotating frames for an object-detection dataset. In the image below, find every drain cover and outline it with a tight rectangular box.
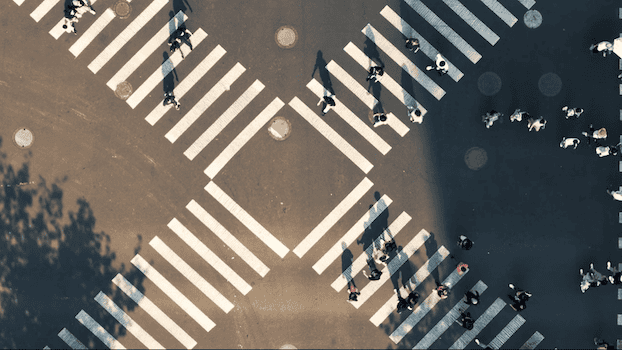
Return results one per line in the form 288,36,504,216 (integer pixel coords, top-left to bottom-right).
13,128,34,148
268,117,291,141
114,1,131,19
524,10,542,29
115,81,133,100
464,147,487,170
275,26,298,49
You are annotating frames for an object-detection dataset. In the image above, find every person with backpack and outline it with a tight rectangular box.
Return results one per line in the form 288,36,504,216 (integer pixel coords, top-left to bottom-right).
435,283,449,299
455,312,474,330
373,113,389,127
317,94,336,116
457,235,473,250
405,38,420,53
425,53,448,75
464,290,480,305
163,91,181,110
363,259,383,281
508,283,531,311
366,65,384,83
347,279,360,302
405,290,419,310
606,261,622,285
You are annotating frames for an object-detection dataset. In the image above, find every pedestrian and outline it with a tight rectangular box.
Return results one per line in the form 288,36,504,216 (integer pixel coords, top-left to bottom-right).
171,25,193,51
579,263,607,293
510,109,528,122
62,5,79,34
373,113,389,127
508,283,531,311
464,290,480,305
168,37,186,58
455,311,474,330
317,94,336,116
582,124,607,145
434,283,449,299
606,189,622,201
407,106,423,124
405,38,420,53
606,261,622,285
560,137,581,149
562,106,583,119
457,235,473,250
396,294,411,313
474,339,493,349
347,280,360,302
590,41,613,57
596,144,619,157
405,290,419,310
482,110,502,129
527,116,546,132
594,337,614,350
366,65,384,83
363,259,383,281
72,0,96,17
425,53,448,75
457,263,468,274
163,91,181,110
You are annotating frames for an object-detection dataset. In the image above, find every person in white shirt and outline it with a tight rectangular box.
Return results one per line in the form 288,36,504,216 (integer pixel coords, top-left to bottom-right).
425,53,448,75
562,106,583,119
607,189,622,201
407,106,423,124
527,116,546,132
590,41,613,57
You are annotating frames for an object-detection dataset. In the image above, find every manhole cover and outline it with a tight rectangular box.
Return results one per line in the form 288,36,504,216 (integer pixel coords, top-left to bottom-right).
114,1,131,19
13,128,34,148
477,72,502,96
268,117,291,141
524,10,542,29
538,72,562,97
114,81,133,100
464,147,487,170
275,26,298,49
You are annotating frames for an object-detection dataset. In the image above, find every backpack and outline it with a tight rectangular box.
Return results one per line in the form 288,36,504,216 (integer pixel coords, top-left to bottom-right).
369,269,382,280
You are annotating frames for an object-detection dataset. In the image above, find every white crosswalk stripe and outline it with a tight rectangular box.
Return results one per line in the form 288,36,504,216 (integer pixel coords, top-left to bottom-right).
127,28,208,109
520,331,545,349
30,0,61,22
306,79,392,154
204,97,285,178
489,314,526,349
88,0,169,74
332,212,411,292
13,0,25,5
130,254,216,333
517,0,536,9
112,274,197,349
362,24,446,100
379,6,464,82
288,96,374,174
146,45,227,126
184,79,265,160
57,328,87,350
149,236,235,313
294,177,374,258
165,62,246,143
50,0,104,40
167,217,253,295
369,245,450,327
449,297,506,349
480,0,518,27
325,60,378,110
349,229,431,309
403,0,481,64
312,195,392,275
414,280,488,349
441,0,500,45
94,291,164,349
106,11,187,89
205,181,290,258
68,8,115,56
75,310,126,349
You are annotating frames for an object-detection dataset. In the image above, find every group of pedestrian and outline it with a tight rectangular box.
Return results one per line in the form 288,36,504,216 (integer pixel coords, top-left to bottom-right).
507,283,532,311
168,25,193,59
483,109,547,132
63,0,96,34
580,261,621,293
348,236,397,302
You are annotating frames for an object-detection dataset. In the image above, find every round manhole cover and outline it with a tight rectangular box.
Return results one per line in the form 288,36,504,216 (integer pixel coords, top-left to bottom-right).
114,1,131,19
477,72,502,96
464,147,487,170
538,72,562,97
275,26,298,49
13,128,34,149
268,117,291,141
114,81,133,100
524,10,542,29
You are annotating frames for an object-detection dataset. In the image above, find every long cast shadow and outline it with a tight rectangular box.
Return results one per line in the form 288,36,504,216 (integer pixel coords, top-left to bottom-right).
173,0,192,14
162,51,178,94
312,51,334,95
424,231,440,286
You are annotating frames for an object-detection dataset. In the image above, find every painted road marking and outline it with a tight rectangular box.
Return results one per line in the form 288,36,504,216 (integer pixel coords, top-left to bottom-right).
88,0,169,73
480,0,518,27
68,8,115,55
106,11,187,89
350,229,431,309
489,314,526,349
75,310,126,349
168,218,252,295
370,246,450,327
449,297,507,349
325,60,377,109
94,292,163,349
307,78,391,154
165,63,246,143
184,80,264,160
205,181,290,258
127,28,208,109
293,177,374,258
519,331,544,349
204,97,284,178
415,280,488,349
403,0,481,64
30,0,61,22
344,40,428,113
379,6,464,82
390,265,469,344
362,24,446,100
384,112,410,137
332,212,411,292
130,254,216,333
112,274,197,349
146,45,227,126
186,201,269,277
312,195,392,275
441,0,500,45
57,328,87,350
288,97,373,174
50,0,105,40
517,0,535,9
149,236,234,313
13,0,25,5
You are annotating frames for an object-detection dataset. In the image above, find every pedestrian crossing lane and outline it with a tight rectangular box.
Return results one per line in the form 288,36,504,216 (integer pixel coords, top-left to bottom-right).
488,313,526,349
13,0,25,5
30,0,61,22
349,229,431,309
131,254,216,333
112,273,197,349
75,310,126,349
67,8,116,55
325,60,377,110
361,24,446,100
520,331,544,349
480,0,518,27
449,297,506,349
106,11,188,88
57,328,87,350
94,291,164,349
441,0,499,45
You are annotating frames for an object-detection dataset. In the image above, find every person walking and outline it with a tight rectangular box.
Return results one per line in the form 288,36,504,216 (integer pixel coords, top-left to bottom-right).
606,261,622,285
317,94,336,116
168,37,186,58
62,4,79,34
508,283,531,311
455,311,474,330
163,91,181,110
582,124,607,145
405,290,419,310
594,337,614,350
366,65,384,83
425,53,448,75
363,259,383,281
562,106,584,119
527,116,546,132
606,188,622,201
397,294,411,313
596,144,620,157
171,25,193,51
510,109,528,122
590,41,613,57
405,38,420,53
464,290,480,305
560,137,581,149
407,106,423,124
373,113,389,127
347,280,360,302
72,0,96,17
482,110,502,129
434,283,449,299
580,263,607,293
457,235,473,250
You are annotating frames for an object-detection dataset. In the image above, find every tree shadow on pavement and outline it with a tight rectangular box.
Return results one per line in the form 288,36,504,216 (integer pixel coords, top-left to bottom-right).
0,138,145,349
312,51,334,96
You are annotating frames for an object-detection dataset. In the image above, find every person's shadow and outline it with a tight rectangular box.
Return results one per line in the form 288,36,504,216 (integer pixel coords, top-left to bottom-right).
341,242,355,284
162,52,178,94
312,51,334,96
173,0,192,14
358,204,377,260
373,191,390,238
390,246,409,293
425,231,440,284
